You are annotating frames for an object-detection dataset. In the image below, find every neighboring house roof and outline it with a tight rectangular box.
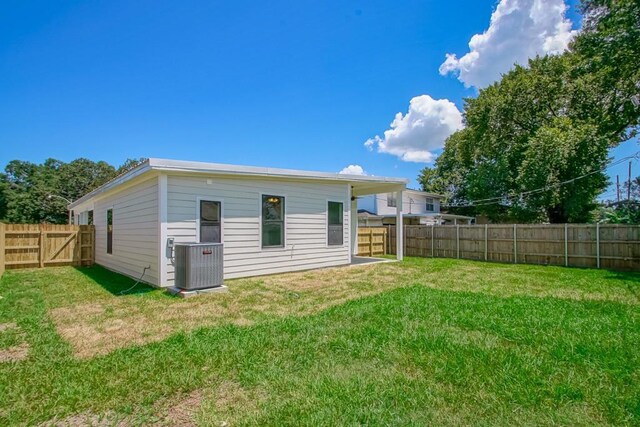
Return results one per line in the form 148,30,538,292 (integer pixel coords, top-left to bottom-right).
357,209,383,218
403,188,444,199
69,158,408,209
432,213,475,220
376,212,475,220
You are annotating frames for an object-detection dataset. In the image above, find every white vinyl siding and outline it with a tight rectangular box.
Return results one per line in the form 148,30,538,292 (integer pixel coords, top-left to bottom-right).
164,175,350,284
93,177,159,285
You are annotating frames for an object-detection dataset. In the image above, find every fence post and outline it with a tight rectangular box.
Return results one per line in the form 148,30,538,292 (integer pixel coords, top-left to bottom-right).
484,224,488,261
38,226,45,268
369,228,374,257
596,222,600,269
431,224,435,258
403,225,407,256
0,222,5,277
456,224,460,259
564,223,569,267
383,228,387,256
513,224,517,264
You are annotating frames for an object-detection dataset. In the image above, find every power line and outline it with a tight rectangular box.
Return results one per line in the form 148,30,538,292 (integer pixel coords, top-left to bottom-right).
443,151,640,208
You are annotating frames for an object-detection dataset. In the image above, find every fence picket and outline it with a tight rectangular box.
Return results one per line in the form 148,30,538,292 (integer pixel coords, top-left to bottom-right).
378,224,639,271
2,224,95,271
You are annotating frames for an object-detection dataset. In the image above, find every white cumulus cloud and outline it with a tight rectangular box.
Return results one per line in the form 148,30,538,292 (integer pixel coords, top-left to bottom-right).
439,0,577,88
339,164,368,175
364,95,463,163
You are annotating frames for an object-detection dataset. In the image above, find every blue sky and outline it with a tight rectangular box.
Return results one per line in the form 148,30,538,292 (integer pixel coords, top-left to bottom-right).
0,0,636,193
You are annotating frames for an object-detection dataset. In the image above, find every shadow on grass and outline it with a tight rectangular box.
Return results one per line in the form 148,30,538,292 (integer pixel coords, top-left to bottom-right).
603,269,640,283
73,265,157,296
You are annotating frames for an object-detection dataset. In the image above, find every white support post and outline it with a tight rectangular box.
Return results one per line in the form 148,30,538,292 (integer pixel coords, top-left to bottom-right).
350,191,358,258
456,224,460,259
396,190,403,261
596,222,600,269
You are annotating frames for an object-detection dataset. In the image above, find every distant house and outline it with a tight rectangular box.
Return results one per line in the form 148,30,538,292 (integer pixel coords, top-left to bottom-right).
357,189,474,226
69,158,409,287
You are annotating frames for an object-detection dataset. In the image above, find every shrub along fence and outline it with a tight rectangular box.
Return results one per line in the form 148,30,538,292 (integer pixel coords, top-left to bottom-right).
1,224,94,272
379,224,640,270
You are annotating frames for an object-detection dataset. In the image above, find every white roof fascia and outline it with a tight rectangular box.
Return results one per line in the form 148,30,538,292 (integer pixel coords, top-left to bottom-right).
148,158,407,185
404,188,444,198
68,158,408,209
68,160,153,209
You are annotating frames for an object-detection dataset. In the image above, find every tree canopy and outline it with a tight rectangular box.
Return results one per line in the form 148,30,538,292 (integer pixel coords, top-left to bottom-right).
0,158,146,224
420,0,640,223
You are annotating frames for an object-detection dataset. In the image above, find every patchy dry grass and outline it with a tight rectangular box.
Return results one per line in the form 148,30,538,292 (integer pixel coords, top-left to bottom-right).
37,258,640,358
0,322,29,363
47,262,414,358
0,257,638,425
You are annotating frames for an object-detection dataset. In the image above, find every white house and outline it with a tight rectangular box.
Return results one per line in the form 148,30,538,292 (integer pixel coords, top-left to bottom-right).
357,189,474,226
69,158,408,287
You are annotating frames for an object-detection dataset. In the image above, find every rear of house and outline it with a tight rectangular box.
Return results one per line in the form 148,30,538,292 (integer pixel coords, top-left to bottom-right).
70,158,407,287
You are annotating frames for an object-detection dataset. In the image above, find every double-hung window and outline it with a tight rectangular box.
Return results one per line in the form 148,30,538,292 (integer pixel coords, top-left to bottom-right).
106,208,113,254
199,200,222,243
425,197,435,212
327,201,343,246
262,195,285,248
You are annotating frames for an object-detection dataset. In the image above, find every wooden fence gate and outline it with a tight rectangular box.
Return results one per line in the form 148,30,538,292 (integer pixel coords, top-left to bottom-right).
357,227,387,257
1,224,95,270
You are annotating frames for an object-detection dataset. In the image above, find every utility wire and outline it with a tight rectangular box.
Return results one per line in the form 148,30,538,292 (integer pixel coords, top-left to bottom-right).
443,151,640,208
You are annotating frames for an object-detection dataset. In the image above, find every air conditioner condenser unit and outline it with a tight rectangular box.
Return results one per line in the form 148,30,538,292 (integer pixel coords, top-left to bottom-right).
174,243,224,290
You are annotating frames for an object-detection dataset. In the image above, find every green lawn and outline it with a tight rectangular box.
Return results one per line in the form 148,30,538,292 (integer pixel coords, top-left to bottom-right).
0,258,638,425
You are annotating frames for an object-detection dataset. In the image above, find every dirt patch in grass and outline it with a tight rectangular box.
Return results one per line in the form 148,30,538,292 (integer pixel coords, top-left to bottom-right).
0,322,17,332
0,342,29,363
39,411,129,427
0,322,29,362
160,389,203,427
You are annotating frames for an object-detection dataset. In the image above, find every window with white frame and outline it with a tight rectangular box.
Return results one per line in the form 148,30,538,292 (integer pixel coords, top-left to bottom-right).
327,201,343,246
199,200,221,243
425,197,435,212
262,195,285,248
106,208,113,254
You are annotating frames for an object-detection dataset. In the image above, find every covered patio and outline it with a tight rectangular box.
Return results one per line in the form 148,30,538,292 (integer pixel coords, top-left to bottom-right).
349,179,407,261
349,256,395,266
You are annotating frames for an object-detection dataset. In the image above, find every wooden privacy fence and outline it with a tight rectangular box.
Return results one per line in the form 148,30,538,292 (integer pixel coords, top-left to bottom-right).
384,224,640,270
357,227,387,257
2,224,95,271
0,223,5,277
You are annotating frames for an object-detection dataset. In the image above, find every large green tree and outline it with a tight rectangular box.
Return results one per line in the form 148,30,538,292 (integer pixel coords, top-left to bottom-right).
0,158,146,224
420,0,639,223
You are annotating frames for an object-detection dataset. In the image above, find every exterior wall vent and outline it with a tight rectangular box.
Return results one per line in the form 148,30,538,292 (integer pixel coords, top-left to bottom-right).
174,243,224,290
